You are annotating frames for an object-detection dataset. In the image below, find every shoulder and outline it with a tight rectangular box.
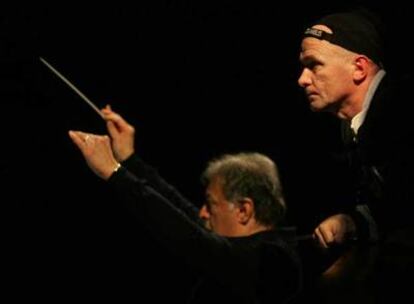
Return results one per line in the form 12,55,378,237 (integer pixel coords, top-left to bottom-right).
258,230,302,273
256,231,303,303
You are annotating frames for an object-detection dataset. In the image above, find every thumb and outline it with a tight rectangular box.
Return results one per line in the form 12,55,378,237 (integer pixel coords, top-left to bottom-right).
106,121,119,140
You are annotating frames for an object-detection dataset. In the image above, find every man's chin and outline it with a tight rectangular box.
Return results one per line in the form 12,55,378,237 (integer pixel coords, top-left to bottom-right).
309,101,323,112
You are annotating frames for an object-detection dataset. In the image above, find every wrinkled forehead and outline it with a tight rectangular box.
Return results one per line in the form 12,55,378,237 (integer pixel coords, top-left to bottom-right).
206,176,224,195
300,36,331,57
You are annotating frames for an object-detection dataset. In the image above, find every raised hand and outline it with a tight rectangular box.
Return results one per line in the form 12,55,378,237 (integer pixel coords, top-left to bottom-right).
69,130,120,180
101,105,135,162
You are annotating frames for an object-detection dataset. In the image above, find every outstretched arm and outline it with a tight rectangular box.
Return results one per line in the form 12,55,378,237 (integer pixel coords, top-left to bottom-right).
68,130,253,295
100,105,200,220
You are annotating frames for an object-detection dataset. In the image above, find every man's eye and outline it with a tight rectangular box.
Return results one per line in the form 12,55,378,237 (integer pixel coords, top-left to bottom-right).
306,61,317,70
205,199,211,208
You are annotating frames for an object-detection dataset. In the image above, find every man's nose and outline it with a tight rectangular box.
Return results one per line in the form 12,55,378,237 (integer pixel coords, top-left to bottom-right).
199,204,210,219
199,205,212,230
298,68,311,88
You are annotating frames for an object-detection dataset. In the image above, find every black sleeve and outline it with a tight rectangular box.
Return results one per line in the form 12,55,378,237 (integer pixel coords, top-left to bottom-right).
121,154,201,222
108,167,256,298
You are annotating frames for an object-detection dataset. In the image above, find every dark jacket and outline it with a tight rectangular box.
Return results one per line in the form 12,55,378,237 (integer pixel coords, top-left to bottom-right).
108,155,302,304
344,73,414,242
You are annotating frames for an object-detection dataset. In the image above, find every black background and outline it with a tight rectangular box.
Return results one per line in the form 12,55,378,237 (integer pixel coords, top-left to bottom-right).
1,1,412,301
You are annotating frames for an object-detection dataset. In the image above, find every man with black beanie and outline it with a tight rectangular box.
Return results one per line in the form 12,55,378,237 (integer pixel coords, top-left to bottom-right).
298,8,414,303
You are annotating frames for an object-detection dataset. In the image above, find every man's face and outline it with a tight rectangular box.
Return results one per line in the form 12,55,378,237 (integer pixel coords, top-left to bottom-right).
199,178,240,236
298,27,355,114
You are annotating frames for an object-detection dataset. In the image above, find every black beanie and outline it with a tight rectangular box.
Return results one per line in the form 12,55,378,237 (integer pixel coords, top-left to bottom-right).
303,9,385,67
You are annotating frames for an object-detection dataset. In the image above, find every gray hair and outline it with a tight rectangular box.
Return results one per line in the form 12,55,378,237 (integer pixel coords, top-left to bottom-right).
202,152,286,227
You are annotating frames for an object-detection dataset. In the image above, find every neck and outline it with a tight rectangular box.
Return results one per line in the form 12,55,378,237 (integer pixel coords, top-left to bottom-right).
337,77,374,121
244,223,272,236
336,96,364,121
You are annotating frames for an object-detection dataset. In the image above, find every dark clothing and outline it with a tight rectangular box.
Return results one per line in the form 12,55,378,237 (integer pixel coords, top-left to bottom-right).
344,73,414,240
343,73,414,302
108,155,302,304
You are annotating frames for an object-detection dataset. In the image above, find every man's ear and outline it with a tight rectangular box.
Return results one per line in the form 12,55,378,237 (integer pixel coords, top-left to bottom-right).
236,198,254,225
353,55,370,83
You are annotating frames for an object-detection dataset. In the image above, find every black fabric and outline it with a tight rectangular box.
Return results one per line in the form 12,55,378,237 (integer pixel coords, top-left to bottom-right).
339,73,414,302
304,9,384,67
108,155,302,303
346,74,414,235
